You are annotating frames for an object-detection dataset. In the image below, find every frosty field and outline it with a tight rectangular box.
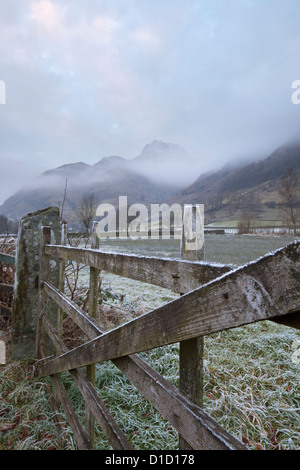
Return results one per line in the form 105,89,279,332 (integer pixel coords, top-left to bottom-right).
97,232,295,264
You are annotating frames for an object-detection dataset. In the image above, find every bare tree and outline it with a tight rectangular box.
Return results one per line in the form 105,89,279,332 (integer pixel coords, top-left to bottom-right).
237,209,256,234
279,167,300,235
64,232,91,305
77,193,96,233
59,178,68,224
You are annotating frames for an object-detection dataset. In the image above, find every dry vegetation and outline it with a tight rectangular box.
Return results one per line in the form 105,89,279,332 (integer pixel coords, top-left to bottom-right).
0,237,16,367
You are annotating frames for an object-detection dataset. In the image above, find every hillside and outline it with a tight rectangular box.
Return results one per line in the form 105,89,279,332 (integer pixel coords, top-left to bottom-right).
168,142,300,226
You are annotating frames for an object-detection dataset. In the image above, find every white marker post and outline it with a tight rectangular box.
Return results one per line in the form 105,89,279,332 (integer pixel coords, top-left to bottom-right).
0,340,6,364
179,204,204,450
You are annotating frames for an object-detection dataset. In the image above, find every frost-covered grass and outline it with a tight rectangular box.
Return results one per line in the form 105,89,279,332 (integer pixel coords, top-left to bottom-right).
61,345,180,450
59,321,300,450
204,322,300,450
2,322,299,450
0,361,74,450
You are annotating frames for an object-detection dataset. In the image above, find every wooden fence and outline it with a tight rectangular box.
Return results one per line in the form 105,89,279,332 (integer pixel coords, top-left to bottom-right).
34,222,300,450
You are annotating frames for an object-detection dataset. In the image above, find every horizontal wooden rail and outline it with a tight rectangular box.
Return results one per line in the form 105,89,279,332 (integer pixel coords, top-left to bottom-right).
41,281,245,450
0,253,15,265
44,244,232,294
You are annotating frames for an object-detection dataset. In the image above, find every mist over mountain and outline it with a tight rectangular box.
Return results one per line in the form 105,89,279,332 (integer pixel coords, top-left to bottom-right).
1,139,299,226
130,140,202,187
0,140,198,220
168,141,300,225
171,141,300,203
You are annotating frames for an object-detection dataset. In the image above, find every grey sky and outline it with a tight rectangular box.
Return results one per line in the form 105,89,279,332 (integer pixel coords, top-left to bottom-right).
0,0,300,205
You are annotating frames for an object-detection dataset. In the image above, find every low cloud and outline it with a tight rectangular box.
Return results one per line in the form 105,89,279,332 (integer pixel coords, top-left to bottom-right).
0,0,300,204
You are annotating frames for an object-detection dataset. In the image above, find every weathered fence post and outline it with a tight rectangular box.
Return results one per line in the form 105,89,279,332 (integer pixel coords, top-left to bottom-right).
12,207,60,359
179,204,205,450
86,221,100,446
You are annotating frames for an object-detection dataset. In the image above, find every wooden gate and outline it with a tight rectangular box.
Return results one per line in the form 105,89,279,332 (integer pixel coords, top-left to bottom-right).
36,225,300,450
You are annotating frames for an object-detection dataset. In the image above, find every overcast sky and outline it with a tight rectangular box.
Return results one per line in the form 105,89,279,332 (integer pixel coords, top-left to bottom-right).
0,0,300,204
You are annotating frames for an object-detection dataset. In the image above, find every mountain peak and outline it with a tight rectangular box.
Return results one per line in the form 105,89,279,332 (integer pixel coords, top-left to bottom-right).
131,140,201,187
137,140,188,159
93,155,126,168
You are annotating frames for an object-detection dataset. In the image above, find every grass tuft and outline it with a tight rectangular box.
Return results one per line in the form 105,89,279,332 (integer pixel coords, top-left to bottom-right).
0,360,74,450
203,321,300,450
